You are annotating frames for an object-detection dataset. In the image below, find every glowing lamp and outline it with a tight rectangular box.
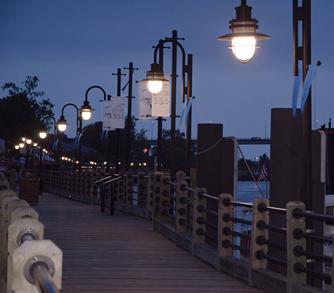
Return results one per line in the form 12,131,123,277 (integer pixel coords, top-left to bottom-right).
218,0,270,63
81,101,92,121
57,115,68,132
39,131,47,139
143,63,167,94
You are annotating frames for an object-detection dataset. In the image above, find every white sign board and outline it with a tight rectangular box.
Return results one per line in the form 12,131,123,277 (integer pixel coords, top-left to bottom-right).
138,79,170,119
138,81,152,120
103,96,125,130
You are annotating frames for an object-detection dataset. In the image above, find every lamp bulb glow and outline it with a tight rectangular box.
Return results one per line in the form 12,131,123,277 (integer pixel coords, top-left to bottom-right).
14,145,19,150
81,109,92,121
39,131,47,139
231,36,257,63
26,139,32,145
57,123,67,132
147,80,163,94
19,143,25,148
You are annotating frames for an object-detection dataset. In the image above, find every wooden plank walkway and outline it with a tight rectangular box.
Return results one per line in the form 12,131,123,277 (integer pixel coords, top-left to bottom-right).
36,193,263,293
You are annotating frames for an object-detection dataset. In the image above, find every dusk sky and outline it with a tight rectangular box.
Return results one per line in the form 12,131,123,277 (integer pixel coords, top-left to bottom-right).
1,0,333,158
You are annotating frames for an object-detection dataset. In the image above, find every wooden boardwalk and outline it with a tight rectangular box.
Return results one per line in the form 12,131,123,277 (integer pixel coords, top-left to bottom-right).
36,193,262,293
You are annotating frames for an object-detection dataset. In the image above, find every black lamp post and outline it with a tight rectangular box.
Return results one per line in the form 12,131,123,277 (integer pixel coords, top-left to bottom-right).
83,85,107,168
57,103,83,166
146,30,193,176
123,63,138,171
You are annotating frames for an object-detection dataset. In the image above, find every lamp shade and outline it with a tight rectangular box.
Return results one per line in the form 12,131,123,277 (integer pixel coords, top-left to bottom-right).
57,115,68,132
81,101,92,121
218,0,270,63
143,63,168,94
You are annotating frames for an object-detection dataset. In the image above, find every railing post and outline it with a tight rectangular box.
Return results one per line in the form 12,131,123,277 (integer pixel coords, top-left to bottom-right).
287,201,307,292
100,183,105,213
192,188,206,255
152,172,162,230
175,171,187,234
218,194,233,266
160,173,171,222
110,182,115,216
126,174,133,210
146,173,154,221
250,198,269,285
138,173,147,209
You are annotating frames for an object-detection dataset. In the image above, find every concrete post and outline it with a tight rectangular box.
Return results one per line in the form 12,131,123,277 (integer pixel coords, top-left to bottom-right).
218,194,234,259
7,240,62,293
146,173,154,221
126,174,133,209
175,171,187,234
192,188,206,255
250,198,269,271
287,201,307,292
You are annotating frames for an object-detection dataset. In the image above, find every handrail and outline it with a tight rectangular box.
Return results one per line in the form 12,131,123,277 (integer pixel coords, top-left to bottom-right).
94,176,113,185
104,176,124,185
30,262,60,293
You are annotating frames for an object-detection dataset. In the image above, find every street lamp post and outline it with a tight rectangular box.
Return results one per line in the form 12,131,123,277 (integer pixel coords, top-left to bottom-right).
83,86,107,169
123,62,138,171
147,30,193,176
57,103,83,166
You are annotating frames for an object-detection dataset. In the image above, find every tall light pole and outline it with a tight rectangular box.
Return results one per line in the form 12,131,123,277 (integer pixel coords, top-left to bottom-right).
83,85,107,168
146,30,193,176
57,103,85,167
123,62,138,171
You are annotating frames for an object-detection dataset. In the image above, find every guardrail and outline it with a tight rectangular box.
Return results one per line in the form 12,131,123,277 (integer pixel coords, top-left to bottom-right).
0,172,62,293
39,169,334,293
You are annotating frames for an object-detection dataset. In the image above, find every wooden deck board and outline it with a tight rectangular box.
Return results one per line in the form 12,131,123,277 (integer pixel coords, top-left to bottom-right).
36,193,262,293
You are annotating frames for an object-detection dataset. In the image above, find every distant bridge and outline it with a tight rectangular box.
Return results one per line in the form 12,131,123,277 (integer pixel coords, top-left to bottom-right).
147,138,271,146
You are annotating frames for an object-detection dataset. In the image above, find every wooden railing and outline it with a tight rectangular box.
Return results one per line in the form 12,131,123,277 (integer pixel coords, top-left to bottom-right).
39,169,334,293
0,172,62,292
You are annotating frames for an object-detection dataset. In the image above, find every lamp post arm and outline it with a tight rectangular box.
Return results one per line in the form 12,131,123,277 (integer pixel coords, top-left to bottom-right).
84,85,107,102
61,103,80,135
153,38,189,102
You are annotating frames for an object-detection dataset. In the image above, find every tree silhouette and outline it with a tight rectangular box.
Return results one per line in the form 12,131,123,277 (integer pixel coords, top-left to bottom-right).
0,76,54,145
